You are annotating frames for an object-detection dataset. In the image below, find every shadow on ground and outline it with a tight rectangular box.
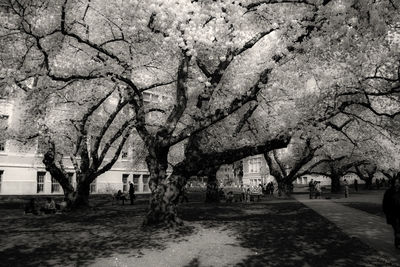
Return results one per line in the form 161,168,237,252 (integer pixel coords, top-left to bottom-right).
179,200,397,267
0,200,195,267
1,194,397,267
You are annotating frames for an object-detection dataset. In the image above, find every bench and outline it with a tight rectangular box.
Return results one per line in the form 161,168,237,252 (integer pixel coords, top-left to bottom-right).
112,192,137,205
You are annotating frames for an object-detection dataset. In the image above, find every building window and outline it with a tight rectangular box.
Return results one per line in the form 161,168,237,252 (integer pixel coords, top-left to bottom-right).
151,94,159,102
0,115,8,126
143,92,151,101
132,174,140,191
142,174,150,192
37,172,45,193
90,179,97,193
51,176,60,193
121,151,128,159
122,174,129,192
0,115,9,152
249,158,261,173
0,170,3,192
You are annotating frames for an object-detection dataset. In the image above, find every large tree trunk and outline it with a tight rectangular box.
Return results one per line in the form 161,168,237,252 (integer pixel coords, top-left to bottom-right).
365,175,373,190
205,166,220,203
69,174,93,209
43,149,76,206
276,179,292,197
284,180,294,196
144,151,184,226
145,179,182,226
331,175,341,193
276,181,285,197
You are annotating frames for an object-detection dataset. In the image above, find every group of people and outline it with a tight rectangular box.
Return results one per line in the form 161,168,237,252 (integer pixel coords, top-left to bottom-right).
236,182,282,202
115,181,136,205
263,182,275,196
239,185,263,202
24,197,69,215
308,179,322,199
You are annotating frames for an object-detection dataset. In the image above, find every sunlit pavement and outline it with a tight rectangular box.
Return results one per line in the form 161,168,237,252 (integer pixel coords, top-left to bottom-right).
294,193,400,263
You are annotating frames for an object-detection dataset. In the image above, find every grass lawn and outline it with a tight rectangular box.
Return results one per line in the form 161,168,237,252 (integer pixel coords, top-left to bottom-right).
0,193,397,267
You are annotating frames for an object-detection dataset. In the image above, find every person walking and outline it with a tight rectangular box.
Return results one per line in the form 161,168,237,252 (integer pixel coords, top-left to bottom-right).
129,182,135,205
383,178,400,249
343,179,349,198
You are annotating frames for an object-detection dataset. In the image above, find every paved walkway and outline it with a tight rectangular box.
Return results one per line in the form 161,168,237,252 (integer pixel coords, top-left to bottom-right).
294,194,400,264
330,190,385,204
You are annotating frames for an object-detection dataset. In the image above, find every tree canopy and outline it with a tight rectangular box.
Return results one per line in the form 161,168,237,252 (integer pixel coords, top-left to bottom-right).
1,0,400,225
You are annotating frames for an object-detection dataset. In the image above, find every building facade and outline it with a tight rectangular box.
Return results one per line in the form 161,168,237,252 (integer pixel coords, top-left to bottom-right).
214,155,279,188
242,155,276,187
0,88,175,196
0,152,152,195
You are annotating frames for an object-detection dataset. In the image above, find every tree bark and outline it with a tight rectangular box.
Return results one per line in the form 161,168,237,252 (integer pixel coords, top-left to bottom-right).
205,166,220,203
43,149,76,204
275,179,293,197
144,151,184,226
365,175,373,190
143,135,291,226
145,180,182,226
70,179,91,209
331,175,341,193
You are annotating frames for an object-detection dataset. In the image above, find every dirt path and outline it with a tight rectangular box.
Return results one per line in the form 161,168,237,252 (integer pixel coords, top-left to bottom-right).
90,223,253,267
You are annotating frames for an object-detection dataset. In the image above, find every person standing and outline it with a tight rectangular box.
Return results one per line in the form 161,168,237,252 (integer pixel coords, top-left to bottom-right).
343,179,349,198
129,182,135,205
270,182,275,196
241,185,245,202
309,179,314,199
246,188,251,202
383,178,400,249
265,183,270,197
314,181,322,199
180,185,189,203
